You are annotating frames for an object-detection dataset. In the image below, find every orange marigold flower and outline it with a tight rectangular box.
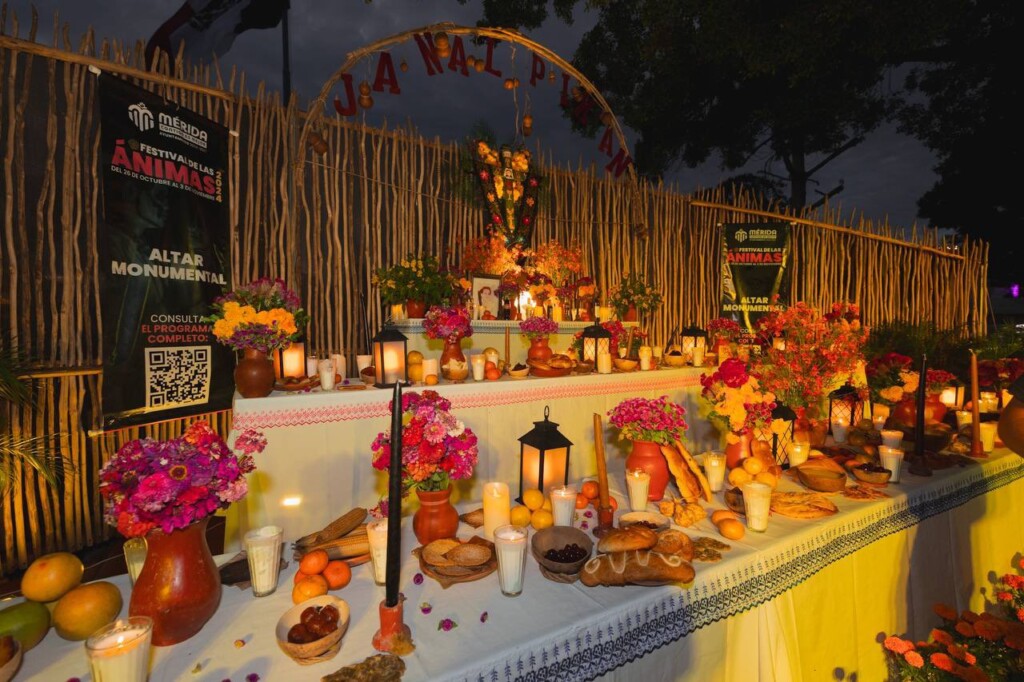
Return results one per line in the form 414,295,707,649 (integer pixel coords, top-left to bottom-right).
1005,635,1024,651
934,603,958,621
974,619,1002,641
883,636,914,655
947,643,974,664
903,650,924,668
931,628,954,646
930,652,956,672
962,667,990,682
961,610,981,624
955,621,976,638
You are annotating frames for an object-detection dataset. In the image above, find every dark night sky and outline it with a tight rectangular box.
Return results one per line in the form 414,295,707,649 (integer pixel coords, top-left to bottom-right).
7,0,941,230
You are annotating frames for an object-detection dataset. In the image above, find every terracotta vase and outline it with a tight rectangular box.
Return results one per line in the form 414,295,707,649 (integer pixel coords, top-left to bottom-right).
527,336,553,363
412,487,460,545
405,300,427,318
724,430,754,469
622,305,638,322
624,440,670,501
440,336,469,382
793,407,828,447
891,394,946,426
234,348,275,398
130,517,221,646
925,393,948,424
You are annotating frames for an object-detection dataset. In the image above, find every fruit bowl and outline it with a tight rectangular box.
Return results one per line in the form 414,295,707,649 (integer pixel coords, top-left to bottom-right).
507,365,530,379
276,595,349,662
531,526,593,575
851,464,892,486
662,353,686,367
612,357,638,372
796,468,848,493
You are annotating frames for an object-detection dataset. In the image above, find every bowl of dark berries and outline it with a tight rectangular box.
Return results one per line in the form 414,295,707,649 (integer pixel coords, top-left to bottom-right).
531,526,593,575
276,594,350,661
851,463,892,487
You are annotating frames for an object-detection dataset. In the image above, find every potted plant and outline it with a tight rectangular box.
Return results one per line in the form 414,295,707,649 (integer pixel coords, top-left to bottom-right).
706,317,743,360
370,390,479,544
607,396,688,501
699,358,778,468
373,254,455,316
99,421,266,645
422,306,473,381
205,277,308,398
607,272,663,322
519,317,559,363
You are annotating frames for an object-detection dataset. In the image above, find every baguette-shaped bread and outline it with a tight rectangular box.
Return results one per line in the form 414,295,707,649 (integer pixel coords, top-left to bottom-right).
596,525,658,553
676,439,712,502
661,442,711,503
579,550,696,587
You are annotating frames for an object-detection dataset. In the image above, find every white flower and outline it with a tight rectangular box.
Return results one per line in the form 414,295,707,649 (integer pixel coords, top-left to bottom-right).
447,420,465,438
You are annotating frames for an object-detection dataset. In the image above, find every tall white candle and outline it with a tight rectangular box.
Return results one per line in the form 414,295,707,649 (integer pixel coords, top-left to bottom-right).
482,482,511,540
306,355,318,378
86,617,153,682
550,485,577,526
626,469,651,510
597,352,612,374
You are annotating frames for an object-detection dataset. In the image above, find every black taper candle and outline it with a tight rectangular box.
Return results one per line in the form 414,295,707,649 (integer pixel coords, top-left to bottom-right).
914,354,927,458
384,381,403,607
359,290,373,354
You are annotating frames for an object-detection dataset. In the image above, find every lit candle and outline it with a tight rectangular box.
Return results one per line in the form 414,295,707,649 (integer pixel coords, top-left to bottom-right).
382,347,401,384
871,414,887,432
638,346,653,371
691,344,705,367
85,617,153,682
280,342,305,378
385,382,403,607
970,349,983,457
939,386,957,409
979,391,999,413
550,485,577,526
597,352,612,374
831,416,850,444
421,358,439,382
626,469,651,510
482,482,511,540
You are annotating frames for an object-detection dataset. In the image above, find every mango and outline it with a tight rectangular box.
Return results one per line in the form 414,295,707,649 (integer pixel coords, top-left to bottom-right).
20,552,83,603
0,600,51,651
52,581,123,641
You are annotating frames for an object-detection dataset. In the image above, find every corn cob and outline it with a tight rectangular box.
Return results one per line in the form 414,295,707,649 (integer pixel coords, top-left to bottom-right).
293,524,369,560
294,507,367,548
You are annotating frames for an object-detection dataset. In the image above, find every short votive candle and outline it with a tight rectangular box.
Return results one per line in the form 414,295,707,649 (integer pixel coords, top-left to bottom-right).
881,429,903,449
690,345,705,367
979,391,999,413
831,417,850,444
85,616,154,682
626,469,651,510
550,485,577,526
871,414,887,432
955,410,973,430
879,446,905,483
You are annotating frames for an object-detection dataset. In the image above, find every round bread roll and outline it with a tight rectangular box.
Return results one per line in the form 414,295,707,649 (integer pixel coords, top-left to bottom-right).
548,354,573,369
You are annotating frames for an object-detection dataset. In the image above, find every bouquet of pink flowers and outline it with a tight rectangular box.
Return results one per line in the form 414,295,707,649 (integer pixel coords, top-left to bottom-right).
608,396,688,446
422,305,473,341
519,316,559,340
99,421,265,537
371,390,479,495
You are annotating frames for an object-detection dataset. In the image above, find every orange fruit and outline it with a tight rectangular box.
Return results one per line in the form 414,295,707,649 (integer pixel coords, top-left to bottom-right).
581,480,600,500
522,488,544,511
717,518,746,540
20,552,84,603
608,496,619,512
293,569,312,585
710,510,739,525
292,575,329,604
530,509,554,530
510,505,532,527
541,497,552,512
299,549,329,575
754,472,778,489
424,374,439,385
485,367,501,380
728,468,752,487
485,360,497,371
575,493,590,509
322,560,352,590
741,457,764,475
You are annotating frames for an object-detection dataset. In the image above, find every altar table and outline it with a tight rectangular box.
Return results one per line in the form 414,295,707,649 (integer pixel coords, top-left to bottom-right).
224,367,717,551
12,448,1024,682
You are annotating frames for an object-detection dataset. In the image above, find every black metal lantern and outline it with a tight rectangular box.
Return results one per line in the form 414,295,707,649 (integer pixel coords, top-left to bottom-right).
828,384,863,433
372,326,408,388
581,320,612,366
939,382,966,410
679,325,707,358
517,406,573,502
754,404,797,467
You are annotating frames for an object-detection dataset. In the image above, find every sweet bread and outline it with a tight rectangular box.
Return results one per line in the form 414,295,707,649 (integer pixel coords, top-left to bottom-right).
596,525,658,553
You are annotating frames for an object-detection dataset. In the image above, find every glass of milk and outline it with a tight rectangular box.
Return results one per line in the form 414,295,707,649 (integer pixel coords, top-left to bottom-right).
741,482,773,532
366,518,388,585
244,525,283,597
493,524,528,597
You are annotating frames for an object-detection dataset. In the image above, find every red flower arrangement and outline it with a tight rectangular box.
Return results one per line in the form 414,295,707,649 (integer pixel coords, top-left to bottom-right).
706,317,743,342
978,358,1024,393
866,352,917,406
752,300,869,411
519,316,559,340
422,305,473,341
699,358,777,437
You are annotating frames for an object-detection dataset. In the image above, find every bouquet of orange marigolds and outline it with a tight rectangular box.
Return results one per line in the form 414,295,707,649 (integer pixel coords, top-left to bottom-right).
205,277,308,354
699,358,777,440
883,601,1024,681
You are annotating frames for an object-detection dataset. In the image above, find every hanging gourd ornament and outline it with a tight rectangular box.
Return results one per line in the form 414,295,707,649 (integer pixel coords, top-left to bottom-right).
548,70,556,82
400,59,409,72
522,114,533,137
359,81,371,96
308,131,328,156
466,56,476,70
474,59,485,73
503,78,515,90
600,111,613,126
434,32,451,59
359,94,374,109
512,77,520,88
572,86,585,102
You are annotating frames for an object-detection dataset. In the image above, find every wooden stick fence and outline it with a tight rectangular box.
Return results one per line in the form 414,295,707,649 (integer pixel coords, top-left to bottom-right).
0,9,989,573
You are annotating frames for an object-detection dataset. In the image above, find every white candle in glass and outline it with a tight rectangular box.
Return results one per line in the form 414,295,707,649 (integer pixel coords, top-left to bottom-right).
871,414,887,432
979,422,997,452
788,442,810,467
597,352,612,374
702,452,727,492
421,358,439,381
318,359,336,391
493,524,528,597
979,391,999,413
471,354,487,381
482,482,511,540
638,346,653,371
879,446,905,483
626,469,651,510
85,617,153,682
881,429,903,449
831,417,850,444
306,355,318,378
550,485,577,526
955,410,973,430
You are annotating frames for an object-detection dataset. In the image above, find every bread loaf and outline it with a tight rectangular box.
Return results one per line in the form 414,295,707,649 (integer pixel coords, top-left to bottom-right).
579,550,696,587
651,529,694,561
596,525,658,553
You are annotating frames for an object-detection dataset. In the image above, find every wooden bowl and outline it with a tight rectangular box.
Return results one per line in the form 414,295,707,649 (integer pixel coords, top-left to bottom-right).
276,594,350,661
612,357,638,372
662,353,686,367
796,468,848,493
531,526,593,575
574,361,595,374
724,486,746,514
507,366,530,379
851,465,892,486
360,367,375,385
0,639,22,682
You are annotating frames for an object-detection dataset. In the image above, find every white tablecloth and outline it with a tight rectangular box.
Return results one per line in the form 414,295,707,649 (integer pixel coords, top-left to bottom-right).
14,449,1024,682
225,367,715,551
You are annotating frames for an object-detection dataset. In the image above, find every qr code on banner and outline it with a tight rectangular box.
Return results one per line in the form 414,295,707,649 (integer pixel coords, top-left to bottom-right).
145,346,211,411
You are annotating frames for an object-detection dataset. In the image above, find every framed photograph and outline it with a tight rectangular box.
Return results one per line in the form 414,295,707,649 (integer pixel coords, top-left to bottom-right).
471,275,501,320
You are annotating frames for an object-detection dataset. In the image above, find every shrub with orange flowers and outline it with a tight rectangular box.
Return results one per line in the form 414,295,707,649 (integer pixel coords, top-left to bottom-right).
751,300,869,412
882,597,1024,680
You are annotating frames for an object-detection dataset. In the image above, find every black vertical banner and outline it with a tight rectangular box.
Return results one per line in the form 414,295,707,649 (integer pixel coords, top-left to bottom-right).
720,222,792,332
98,74,234,430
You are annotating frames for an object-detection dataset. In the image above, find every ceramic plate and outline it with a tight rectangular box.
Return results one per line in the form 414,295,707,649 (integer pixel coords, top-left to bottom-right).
618,511,671,532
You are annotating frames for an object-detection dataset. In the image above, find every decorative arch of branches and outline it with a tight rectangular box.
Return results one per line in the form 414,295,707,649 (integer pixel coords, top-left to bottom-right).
294,22,645,235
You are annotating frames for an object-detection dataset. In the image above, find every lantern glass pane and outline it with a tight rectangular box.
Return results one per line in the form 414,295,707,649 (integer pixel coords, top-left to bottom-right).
583,338,597,363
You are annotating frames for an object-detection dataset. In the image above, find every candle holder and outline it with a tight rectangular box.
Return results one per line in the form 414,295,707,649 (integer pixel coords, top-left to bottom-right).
372,597,414,655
